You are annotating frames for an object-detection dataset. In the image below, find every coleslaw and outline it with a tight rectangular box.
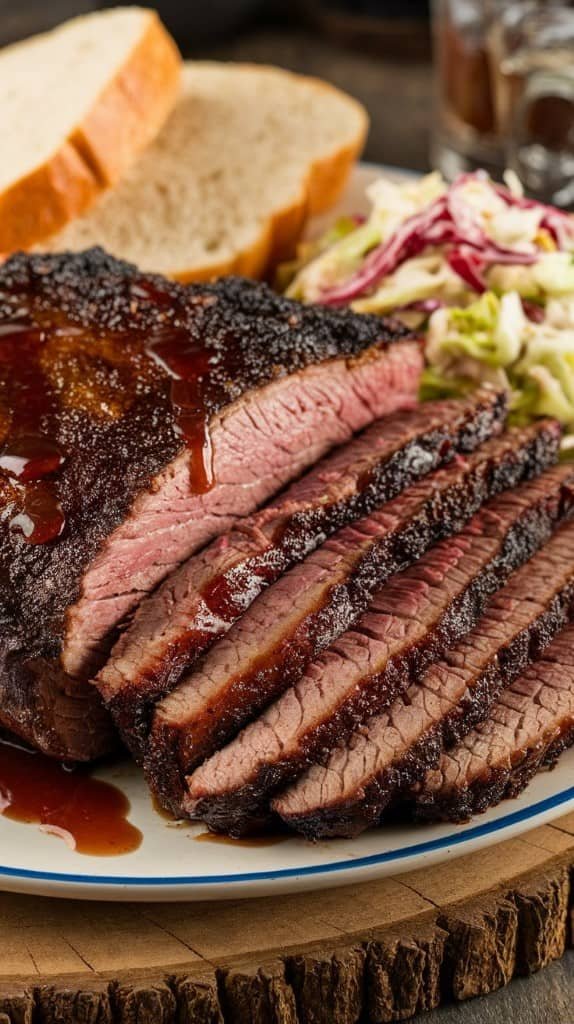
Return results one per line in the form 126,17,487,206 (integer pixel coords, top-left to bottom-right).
284,170,574,443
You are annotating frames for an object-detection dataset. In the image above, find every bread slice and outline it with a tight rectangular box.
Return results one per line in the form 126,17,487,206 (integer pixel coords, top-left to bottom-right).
41,62,368,281
0,7,181,252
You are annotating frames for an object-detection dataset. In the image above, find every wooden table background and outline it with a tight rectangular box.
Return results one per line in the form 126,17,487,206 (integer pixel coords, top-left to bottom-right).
0,813,572,1024
413,952,573,1024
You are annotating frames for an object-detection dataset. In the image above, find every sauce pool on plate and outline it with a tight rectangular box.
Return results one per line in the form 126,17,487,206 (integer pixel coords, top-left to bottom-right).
0,740,142,856
195,831,287,848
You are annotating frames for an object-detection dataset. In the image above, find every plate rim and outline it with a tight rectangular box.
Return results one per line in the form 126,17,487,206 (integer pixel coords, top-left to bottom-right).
0,785,572,889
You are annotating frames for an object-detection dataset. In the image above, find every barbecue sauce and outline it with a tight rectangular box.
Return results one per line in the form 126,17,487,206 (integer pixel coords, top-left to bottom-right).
145,332,215,492
0,281,220,543
195,830,287,848
1,258,339,545
9,482,65,545
0,741,142,856
0,434,64,482
0,324,66,544
200,563,274,621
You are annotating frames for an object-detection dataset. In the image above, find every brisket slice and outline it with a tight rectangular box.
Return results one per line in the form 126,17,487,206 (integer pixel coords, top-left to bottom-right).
185,465,574,835
145,420,560,815
0,250,419,759
413,622,574,823
99,389,506,758
0,656,116,762
274,517,574,839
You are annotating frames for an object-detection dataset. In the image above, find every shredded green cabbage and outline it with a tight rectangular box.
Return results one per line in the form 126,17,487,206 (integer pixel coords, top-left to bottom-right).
425,290,574,436
488,253,574,301
351,255,466,314
286,219,380,301
419,368,473,403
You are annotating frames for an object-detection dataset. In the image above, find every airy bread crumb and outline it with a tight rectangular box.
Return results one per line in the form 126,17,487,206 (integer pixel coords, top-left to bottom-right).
0,6,181,251
44,62,368,281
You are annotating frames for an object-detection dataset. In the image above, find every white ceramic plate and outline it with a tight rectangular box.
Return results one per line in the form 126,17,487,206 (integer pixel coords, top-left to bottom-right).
1,164,572,902
0,749,572,902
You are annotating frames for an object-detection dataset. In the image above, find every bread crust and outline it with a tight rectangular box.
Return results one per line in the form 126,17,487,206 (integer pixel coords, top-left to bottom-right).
171,68,369,283
0,11,181,252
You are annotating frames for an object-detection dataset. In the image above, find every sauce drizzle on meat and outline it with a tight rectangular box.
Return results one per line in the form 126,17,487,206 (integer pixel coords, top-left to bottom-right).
0,323,65,544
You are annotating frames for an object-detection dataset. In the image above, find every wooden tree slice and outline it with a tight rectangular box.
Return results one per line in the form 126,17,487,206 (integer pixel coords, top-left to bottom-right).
0,813,572,1023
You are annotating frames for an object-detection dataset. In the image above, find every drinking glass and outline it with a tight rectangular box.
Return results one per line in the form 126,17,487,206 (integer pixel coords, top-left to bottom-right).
431,0,510,178
432,0,574,207
494,4,574,208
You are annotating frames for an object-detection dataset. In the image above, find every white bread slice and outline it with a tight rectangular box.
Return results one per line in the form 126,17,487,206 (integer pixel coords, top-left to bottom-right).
42,62,368,281
0,7,181,252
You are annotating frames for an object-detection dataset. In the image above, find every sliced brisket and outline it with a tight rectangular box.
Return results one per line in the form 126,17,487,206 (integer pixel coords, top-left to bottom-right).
99,389,506,757
413,622,574,823
185,465,574,835
274,517,574,839
145,420,560,815
0,250,419,759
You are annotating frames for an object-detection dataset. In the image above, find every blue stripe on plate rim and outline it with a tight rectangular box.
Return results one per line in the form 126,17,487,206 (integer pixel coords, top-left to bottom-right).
0,784,571,887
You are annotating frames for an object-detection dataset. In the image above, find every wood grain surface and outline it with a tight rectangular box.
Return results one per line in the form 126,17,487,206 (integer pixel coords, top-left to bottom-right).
0,812,571,1022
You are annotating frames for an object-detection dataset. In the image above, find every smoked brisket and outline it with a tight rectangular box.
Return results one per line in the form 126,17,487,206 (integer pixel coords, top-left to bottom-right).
186,465,574,834
145,420,560,814
413,622,574,823
99,390,506,758
274,516,574,839
0,249,419,758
